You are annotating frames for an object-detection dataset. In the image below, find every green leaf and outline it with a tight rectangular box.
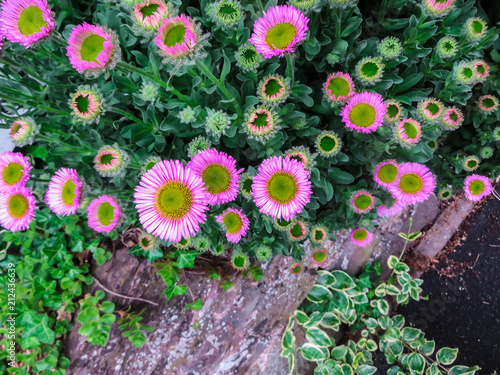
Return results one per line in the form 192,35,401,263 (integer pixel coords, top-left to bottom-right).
282,329,296,349
300,343,329,362
306,327,332,347
408,353,425,374
316,270,336,286
99,301,115,314
408,232,422,241
185,298,203,310
436,347,459,365
358,365,377,375
22,313,55,345
329,271,356,291
419,340,435,356
329,168,355,185
321,312,341,330
176,250,200,268
449,366,480,375
295,310,310,325
377,299,390,315
307,285,333,303
402,327,421,342
163,285,187,300
426,363,440,375
388,255,399,269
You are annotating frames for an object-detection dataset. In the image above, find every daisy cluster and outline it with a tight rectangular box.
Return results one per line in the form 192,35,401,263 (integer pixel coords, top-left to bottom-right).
0,0,498,266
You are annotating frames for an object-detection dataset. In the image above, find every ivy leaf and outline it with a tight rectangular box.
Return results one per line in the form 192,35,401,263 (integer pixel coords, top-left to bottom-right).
176,250,200,268
163,285,187,301
358,365,377,375
185,298,203,310
22,313,55,345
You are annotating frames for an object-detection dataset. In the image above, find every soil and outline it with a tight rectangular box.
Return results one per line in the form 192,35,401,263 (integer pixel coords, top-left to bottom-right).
398,197,500,374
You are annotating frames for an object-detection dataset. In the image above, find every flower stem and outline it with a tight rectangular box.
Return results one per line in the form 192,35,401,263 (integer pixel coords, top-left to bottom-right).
0,56,71,88
30,178,51,182
194,59,243,118
335,9,343,40
256,0,264,12
116,61,194,107
379,0,388,23
285,54,295,85
37,134,93,154
0,93,70,116
109,107,149,127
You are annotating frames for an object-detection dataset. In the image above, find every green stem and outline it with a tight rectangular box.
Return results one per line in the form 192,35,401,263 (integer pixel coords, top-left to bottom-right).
335,8,343,40
0,93,70,116
0,56,71,88
195,59,243,118
256,0,263,12
285,54,295,85
379,0,388,23
109,107,149,127
37,134,93,153
116,62,194,107
389,218,413,281
30,178,51,182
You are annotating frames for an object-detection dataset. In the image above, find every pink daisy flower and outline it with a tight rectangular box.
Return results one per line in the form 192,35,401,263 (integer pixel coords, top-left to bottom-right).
288,220,308,241
384,100,403,123
66,23,119,75
350,190,375,214
134,160,209,242
395,118,422,148
474,60,489,80
373,160,400,188
463,174,492,202
478,95,499,113
187,148,243,206
340,92,386,133
133,0,171,31
350,227,374,247
0,186,37,232
215,207,250,243
388,162,436,205
243,106,281,143
87,195,122,234
94,145,129,178
441,107,464,130
377,199,405,217
45,168,84,216
0,0,54,48
155,14,197,59
69,85,104,124
289,262,303,275
423,0,455,17
252,156,312,220
0,152,32,192
310,225,327,243
323,72,355,104
257,74,290,105
9,117,38,147
311,249,329,266
249,5,309,59
418,98,443,122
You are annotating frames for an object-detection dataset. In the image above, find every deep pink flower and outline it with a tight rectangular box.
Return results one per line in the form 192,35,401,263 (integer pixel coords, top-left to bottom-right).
0,152,32,192
388,162,436,205
463,174,492,202
45,168,84,216
340,92,386,133
87,195,122,234
0,186,37,232
350,227,374,247
134,160,209,242
0,0,54,48
187,148,243,206
249,5,309,58
215,207,250,243
252,156,312,220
